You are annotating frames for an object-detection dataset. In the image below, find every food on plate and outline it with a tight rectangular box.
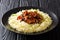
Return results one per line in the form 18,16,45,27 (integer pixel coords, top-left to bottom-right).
8,9,52,33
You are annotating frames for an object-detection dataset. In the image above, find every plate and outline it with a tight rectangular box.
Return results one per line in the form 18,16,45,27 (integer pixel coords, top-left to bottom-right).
1,6,59,35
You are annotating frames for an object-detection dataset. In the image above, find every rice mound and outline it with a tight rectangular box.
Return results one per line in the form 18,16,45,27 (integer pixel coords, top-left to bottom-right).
8,9,52,33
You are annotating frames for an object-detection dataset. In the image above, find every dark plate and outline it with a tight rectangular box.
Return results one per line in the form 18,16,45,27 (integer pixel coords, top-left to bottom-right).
1,6,59,35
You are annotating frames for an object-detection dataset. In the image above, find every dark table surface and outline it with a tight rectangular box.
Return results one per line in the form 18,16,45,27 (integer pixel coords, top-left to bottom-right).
0,0,60,40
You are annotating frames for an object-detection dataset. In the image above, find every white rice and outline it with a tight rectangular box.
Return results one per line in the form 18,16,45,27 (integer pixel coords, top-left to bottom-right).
8,9,52,33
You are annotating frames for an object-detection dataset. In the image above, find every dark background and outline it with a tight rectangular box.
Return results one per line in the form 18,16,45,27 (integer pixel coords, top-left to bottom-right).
0,0,60,40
